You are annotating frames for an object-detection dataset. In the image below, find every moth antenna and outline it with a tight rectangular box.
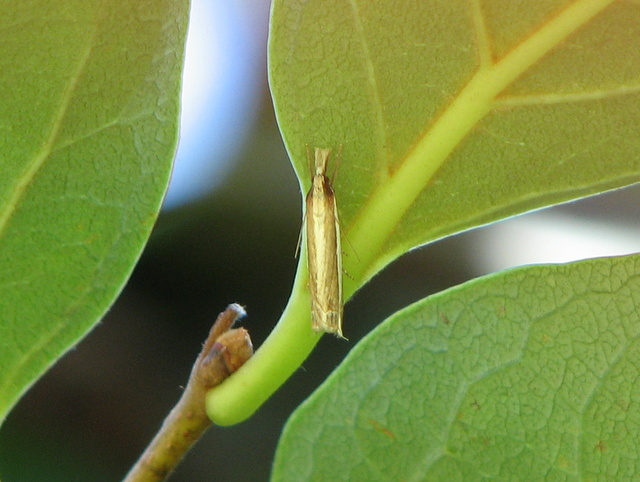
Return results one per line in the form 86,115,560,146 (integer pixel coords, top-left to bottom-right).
305,144,313,180
294,211,305,258
331,144,343,183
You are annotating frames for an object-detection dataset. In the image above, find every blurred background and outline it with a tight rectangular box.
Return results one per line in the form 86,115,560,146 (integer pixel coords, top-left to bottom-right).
1,1,640,480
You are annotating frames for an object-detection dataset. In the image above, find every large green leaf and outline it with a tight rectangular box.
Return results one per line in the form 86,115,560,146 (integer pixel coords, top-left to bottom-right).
0,0,189,423
206,0,640,425
273,254,640,480
270,0,640,290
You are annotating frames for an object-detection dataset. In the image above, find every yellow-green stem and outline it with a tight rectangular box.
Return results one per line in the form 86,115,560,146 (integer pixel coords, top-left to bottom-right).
205,0,615,426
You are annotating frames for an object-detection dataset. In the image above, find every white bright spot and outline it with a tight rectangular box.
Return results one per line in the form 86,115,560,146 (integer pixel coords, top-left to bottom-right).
163,0,266,209
473,212,640,274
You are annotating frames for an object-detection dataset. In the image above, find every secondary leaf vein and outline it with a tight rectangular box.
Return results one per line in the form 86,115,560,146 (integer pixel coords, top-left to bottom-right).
0,15,100,241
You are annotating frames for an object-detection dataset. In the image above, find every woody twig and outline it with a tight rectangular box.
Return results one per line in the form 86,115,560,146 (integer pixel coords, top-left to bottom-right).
123,303,253,482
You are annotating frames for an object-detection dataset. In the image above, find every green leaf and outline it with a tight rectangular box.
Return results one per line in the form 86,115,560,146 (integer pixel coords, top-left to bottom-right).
273,254,640,480
206,0,640,426
269,0,640,291
0,0,189,424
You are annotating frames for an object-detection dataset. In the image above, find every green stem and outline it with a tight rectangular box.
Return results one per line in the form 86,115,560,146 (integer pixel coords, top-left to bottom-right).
205,0,615,426
206,251,322,425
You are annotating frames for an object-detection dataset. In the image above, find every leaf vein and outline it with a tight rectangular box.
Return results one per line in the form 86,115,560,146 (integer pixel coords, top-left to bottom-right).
0,13,100,241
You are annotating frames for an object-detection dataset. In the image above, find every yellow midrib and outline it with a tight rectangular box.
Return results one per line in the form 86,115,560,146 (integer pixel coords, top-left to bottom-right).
0,39,95,240
344,0,617,294
0,19,99,410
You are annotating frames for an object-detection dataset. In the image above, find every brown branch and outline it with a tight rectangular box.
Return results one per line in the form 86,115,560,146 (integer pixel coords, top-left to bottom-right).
123,303,253,482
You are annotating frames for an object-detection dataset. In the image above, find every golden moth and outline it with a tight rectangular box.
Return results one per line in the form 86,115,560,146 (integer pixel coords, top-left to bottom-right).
305,147,344,338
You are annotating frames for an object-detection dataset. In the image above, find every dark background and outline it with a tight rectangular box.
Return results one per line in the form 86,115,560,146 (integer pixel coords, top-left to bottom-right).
1,96,638,480
1,1,639,480
0,100,476,480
